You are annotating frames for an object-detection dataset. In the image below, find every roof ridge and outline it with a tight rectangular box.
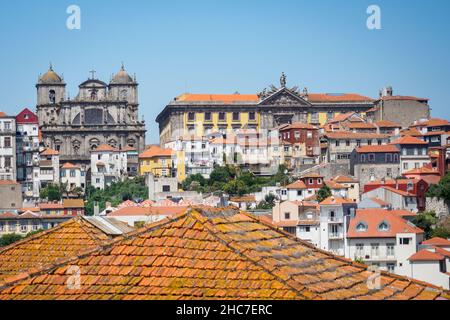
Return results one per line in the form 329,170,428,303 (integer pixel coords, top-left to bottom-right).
189,209,312,299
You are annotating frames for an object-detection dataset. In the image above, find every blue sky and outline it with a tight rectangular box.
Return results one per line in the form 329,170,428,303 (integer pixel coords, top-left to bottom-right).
0,0,449,143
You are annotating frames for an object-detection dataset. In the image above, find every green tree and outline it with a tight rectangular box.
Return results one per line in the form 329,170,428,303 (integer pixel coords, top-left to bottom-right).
317,185,332,203
257,193,277,209
39,184,62,201
182,174,206,191
438,172,450,201
0,233,23,247
432,227,450,239
223,179,247,196
412,211,438,239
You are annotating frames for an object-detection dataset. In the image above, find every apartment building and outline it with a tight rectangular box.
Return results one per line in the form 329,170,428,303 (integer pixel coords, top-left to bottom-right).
319,197,357,256
278,123,320,164
91,144,127,190
15,108,41,201
346,209,424,276
391,136,430,174
0,112,16,181
350,144,401,187
60,162,86,191
138,145,175,179
323,132,390,164
38,148,60,188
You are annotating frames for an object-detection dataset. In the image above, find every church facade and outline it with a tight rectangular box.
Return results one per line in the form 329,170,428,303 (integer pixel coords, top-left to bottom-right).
36,64,146,171
156,73,375,145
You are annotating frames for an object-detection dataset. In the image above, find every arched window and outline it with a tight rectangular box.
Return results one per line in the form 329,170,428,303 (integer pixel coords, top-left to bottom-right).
89,138,100,151
127,139,136,148
49,90,56,104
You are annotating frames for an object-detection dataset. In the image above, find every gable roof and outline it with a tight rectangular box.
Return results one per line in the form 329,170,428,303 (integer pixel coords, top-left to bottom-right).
40,148,59,156
286,180,308,190
409,249,445,262
15,108,38,124
0,218,114,285
93,144,119,152
139,145,173,158
320,197,355,205
0,207,447,300
348,209,424,238
332,175,358,184
375,120,402,128
391,136,428,145
422,237,450,247
61,162,80,169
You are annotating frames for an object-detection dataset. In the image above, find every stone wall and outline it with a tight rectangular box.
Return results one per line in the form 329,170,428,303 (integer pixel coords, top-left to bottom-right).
426,197,450,218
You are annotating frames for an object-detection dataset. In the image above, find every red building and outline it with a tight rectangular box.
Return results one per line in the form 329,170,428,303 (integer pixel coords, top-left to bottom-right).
279,123,320,157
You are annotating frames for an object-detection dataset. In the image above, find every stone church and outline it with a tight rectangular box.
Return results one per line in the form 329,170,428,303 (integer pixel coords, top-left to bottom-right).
36,64,146,169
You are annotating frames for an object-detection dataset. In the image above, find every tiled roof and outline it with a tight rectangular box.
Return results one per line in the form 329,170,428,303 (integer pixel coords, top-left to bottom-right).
108,206,187,217
38,203,64,210
61,162,80,169
348,210,423,238
333,175,358,184
0,218,112,285
300,173,323,179
40,148,59,156
404,166,440,175
0,111,9,117
325,132,390,140
380,95,429,102
382,186,416,197
308,93,374,103
63,199,85,208
176,93,259,103
391,136,428,145
409,250,445,262
324,180,347,190
93,144,118,152
0,207,447,300
341,122,377,129
356,145,400,153
320,197,355,205
229,196,257,203
286,180,308,190
15,108,38,124
422,237,450,247
0,180,19,185
139,145,173,158
411,118,450,127
369,198,390,207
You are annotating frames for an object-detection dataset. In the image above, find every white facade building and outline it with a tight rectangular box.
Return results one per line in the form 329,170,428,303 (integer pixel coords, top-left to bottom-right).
0,113,16,181
60,162,86,191
90,144,127,189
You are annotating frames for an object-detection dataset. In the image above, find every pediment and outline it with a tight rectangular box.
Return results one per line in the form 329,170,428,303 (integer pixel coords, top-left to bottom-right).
259,88,311,107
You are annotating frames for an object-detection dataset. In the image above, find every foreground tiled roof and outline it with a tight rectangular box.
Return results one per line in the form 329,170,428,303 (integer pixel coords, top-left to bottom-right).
0,219,113,285
0,207,448,300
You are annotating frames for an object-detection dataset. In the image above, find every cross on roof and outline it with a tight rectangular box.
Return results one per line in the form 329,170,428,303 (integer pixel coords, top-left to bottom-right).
89,69,96,79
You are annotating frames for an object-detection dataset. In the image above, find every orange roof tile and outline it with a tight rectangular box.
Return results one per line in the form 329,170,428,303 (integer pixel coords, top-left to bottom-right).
320,197,355,205
409,250,445,262
381,186,416,197
0,180,19,185
93,144,119,152
391,136,428,145
63,199,85,208
0,207,447,300
348,210,423,238
109,206,187,217
422,237,450,247
369,198,390,207
325,132,390,140
40,148,59,156
356,145,400,153
324,180,347,190
333,175,358,184
61,162,80,169
139,145,173,158
308,93,373,103
341,122,377,129
0,111,7,117
176,93,258,103
38,203,64,210
0,218,113,285
286,180,308,190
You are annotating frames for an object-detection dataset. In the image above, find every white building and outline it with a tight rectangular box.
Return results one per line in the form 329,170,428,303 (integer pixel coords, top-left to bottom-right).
0,112,16,181
362,186,418,212
408,237,450,290
91,144,127,189
171,135,212,178
38,148,60,188
319,197,357,256
60,162,86,191
346,209,424,276
15,108,41,201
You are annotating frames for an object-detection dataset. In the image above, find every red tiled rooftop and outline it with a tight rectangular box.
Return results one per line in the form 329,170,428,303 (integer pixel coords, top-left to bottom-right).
40,148,59,156
422,237,450,247
320,197,355,205
409,249,445,262
286,180,308,190
139,145,173,158
0,207,447,300
356,145,400,153
391,136,428,145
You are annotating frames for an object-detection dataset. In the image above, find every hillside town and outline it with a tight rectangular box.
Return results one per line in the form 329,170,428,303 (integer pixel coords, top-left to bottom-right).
0,67,449,298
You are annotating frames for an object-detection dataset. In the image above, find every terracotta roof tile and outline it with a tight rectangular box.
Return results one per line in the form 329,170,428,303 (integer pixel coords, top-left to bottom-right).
286,180,308,190
0,219,113,285
320,197,355,205
0,207,447,300
356,145,400,153
409,249,445,262
139,146,173,158
375,120,402,128
391,136,428,145
40,148,59,156
422,237,450,247
61,162,80,169
93,144,118,152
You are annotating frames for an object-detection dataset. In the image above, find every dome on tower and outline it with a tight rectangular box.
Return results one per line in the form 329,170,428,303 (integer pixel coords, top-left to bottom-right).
39,64,64,84
110,63,134,84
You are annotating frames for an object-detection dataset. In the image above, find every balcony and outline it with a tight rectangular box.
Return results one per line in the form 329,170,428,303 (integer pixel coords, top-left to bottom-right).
328,217,343,223
329,233,344,240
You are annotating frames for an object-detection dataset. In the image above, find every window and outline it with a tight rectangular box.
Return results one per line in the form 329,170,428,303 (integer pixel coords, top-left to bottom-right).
4,156,11,168
232,112,240,121
356,140,361,147
162,185,171,192
297,190,303,196
367,140,372,146
70,170,76,177
378,222,389,231
403,163,409,170
49,90,56,103
387,243,395,256
399,238,411,245
387,263,395,273
368,154,375,162
249,112,256,121
4,137,11,148
204,112,211,121
294,131,300,139
356,244,364,257
20,222,28,233
377,140,382,146
385,153,392,163
60,170,66,177
439,260,447,273
356,222,367,232
335,140,340,147
188,112,195,121
284,212,291,220
218,112,226,121
360,154,366,163
371,243,380,257
346,140,350,147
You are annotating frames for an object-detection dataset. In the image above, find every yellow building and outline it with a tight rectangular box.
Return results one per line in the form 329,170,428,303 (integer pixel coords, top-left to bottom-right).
156,74,375,145
138,146,174,178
